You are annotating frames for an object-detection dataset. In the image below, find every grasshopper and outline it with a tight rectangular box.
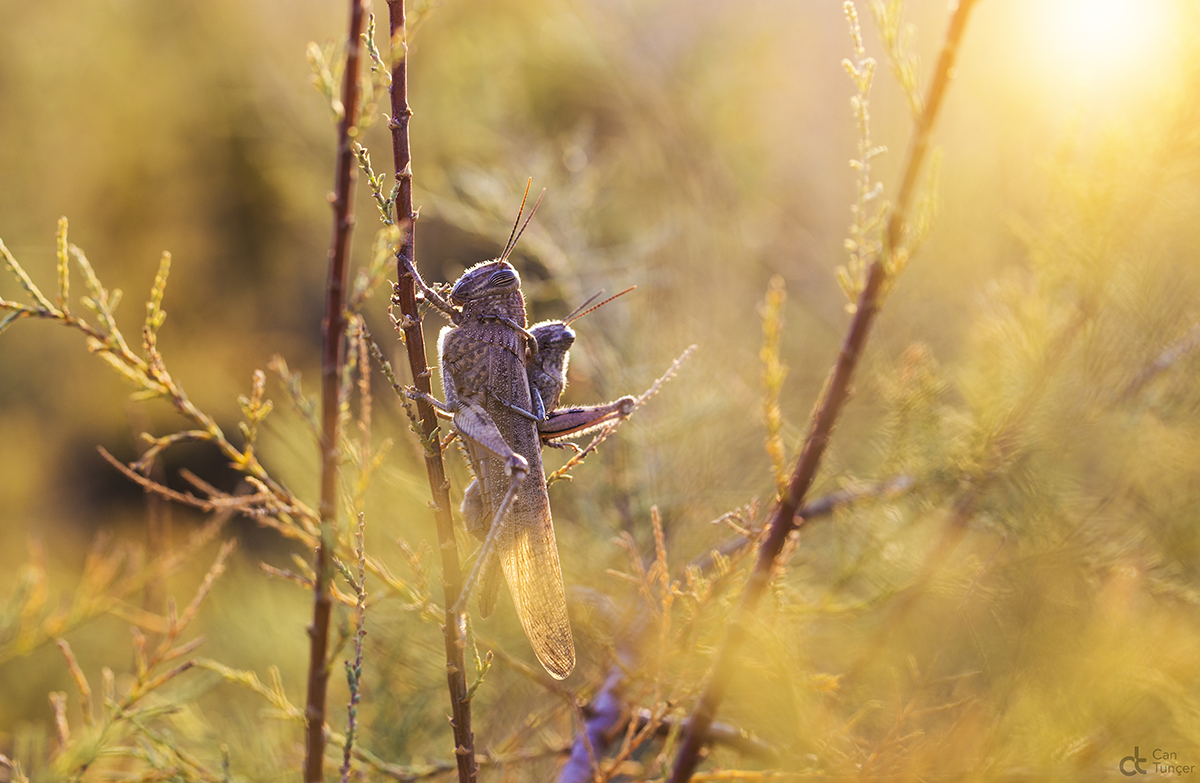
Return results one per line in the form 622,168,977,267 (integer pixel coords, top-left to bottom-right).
463,289,639,616
405,189,635,679
527,287,637,433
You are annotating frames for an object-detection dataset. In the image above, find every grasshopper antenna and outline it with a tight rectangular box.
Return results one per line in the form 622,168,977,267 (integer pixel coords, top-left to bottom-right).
501,180,546,262
561,289,607,323
501,178,532,261
564,286,637,325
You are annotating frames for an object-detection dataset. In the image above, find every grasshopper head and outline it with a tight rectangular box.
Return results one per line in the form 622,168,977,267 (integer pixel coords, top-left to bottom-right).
531,320,576,357
449,260,521,305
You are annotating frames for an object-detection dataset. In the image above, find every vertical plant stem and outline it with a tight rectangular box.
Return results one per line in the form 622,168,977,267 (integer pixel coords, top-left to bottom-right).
384,3,477,782
668,2,979,780
306,0,368,780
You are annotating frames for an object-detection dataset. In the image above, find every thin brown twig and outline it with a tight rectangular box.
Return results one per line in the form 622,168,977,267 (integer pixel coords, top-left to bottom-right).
55,639,95,727
384,2,476,781
361,744,572,782
118,540,236,713
475,635,578,707
636,345,697,407
632,710,779,764
0,509,232,668
546,344,696,486
97,448,267,512
127,406,172,637
5,225,303,509
688,475,915,575
669,3,980,780
0,755,29,783
341,514,369,783
49,692,70,753
560,518,669,783
305,0,368,779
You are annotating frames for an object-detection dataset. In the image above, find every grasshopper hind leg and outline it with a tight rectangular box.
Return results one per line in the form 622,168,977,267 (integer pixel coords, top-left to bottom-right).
477,557,502,618
462,479,502,618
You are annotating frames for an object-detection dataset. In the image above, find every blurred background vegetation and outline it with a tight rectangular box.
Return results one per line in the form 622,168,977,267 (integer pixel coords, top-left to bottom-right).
3,0,1200,779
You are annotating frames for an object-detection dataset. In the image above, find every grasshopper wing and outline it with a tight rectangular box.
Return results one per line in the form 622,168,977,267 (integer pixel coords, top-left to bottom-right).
497,491,576,679
445,307,576,678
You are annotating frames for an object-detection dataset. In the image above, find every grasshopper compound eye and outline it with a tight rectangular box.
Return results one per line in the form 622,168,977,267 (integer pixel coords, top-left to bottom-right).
488,269,518,288
545,325,575,349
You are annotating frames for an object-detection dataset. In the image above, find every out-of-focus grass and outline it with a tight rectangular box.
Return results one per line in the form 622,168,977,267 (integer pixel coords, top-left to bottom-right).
3,0,1200,780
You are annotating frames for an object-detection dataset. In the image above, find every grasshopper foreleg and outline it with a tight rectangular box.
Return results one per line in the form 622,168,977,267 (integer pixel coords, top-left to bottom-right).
481,313,539,361
397,255,458,320
407,388,454,418
490,386,547,423
406,389,530,476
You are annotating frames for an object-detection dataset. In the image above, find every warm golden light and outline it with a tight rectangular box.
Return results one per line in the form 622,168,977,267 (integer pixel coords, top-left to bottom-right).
1041,0,1171,85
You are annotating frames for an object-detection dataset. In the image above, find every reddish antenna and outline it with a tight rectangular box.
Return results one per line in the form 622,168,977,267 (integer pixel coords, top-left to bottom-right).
500,178,546,262
564,286,637,325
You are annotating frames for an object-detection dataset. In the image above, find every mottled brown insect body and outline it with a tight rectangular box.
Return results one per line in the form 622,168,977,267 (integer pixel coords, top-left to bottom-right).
409,198,636,681
437,260,575,679
460,317,636,597
526,320,574,411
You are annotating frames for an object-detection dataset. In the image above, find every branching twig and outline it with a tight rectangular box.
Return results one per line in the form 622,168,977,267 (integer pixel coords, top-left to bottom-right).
669,3,980,780
384,2,476,780
42,543,236,779
633,710,779,764
305,0,368,779
97,448,269,514
546,345,696,486
340,514,369,783
2,225,298,509
688,475,915,574
0,507,233,667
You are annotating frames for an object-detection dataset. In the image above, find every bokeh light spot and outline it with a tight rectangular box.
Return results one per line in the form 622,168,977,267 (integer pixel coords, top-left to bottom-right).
1043,0,1170,83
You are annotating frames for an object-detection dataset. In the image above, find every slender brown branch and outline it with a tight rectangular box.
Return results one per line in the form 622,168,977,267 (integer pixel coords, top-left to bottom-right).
97,447,267,512
385,2,477,781
128,407,172,636
359,744,571,782
305,0,368,780
632,710,779,764
475,635,578,707
688,476,915,575
669,3,980,780
557,662,630,783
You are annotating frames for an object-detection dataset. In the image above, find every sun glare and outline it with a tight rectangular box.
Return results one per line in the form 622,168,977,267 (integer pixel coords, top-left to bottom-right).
1041,0,1171,85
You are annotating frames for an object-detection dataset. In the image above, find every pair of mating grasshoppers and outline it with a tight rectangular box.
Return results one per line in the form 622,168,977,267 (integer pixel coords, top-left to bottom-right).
404,187,637,680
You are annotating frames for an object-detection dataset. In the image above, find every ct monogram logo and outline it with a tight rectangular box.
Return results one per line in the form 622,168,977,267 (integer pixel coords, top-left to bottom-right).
1121,747,1148,776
